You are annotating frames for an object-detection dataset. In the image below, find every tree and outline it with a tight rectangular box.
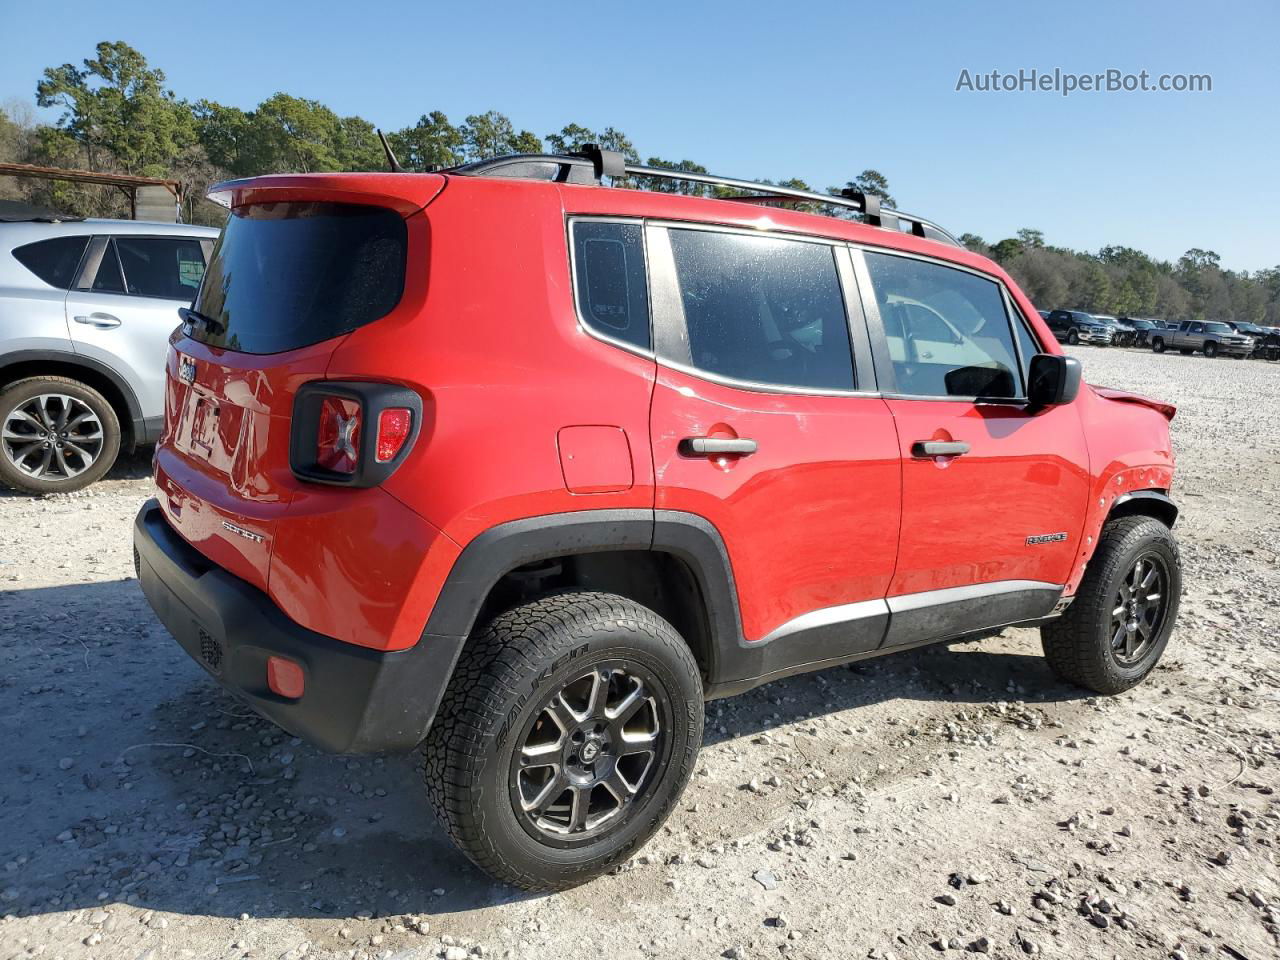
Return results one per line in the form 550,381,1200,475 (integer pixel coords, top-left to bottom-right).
545,123,596,153
35,41,197,178
1016,228,1045,249
194,100,253,174
958,233,990,255
638,157,710,196
990,237,1023,263
828,169,895,207
388,111,463,171
460,111,540,160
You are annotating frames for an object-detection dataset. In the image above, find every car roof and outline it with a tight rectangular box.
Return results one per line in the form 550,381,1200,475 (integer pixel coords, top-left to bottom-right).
0,218,219,249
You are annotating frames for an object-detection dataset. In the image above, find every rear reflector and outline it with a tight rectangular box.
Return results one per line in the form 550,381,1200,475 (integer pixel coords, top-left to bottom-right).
376,408,412,462
266,656,305,699
316,396,361,474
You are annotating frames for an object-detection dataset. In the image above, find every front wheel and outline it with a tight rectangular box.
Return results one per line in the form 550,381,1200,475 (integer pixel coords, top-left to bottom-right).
1203,341,1218,358
423,592,703,890
1041,515,1181,694
1066,329,1080,346
0,376,121,494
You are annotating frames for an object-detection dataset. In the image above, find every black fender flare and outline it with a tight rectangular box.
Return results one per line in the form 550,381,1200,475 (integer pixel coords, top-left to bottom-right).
0,349,150,444
1110,489,1178,528
420,509,745,684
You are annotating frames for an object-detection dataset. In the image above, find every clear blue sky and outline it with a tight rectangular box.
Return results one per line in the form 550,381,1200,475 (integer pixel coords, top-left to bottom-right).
4,0,1277,272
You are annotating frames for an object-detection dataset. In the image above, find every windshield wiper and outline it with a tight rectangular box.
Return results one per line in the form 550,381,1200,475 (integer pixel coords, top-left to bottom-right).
179,306,225,336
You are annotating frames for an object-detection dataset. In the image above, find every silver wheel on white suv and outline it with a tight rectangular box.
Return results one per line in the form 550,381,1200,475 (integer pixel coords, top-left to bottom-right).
0,377,121,494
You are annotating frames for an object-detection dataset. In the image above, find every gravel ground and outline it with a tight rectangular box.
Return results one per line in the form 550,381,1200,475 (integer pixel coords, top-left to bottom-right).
1,346,1278,960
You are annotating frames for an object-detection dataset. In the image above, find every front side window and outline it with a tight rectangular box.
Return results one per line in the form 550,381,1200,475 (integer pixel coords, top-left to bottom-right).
865,251,1021,399
11,236,89,289
571,220,650,351
668,229,854,391
116,237,208,300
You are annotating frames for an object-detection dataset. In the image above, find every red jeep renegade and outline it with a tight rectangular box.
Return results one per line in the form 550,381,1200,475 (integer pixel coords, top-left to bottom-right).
134,148,1182,890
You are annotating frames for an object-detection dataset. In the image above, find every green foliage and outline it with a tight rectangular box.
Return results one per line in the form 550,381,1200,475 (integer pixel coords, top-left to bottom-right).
388,111,463,171
460,111,541,161
35,40,195,178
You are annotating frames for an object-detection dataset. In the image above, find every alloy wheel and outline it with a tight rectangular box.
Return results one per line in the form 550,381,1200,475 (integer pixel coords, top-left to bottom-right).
1110,553,1170,666
510,662,663,842
1,394,105,480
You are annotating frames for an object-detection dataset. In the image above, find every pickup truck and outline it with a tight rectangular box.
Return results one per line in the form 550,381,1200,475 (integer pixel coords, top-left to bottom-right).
1150,320,1254,358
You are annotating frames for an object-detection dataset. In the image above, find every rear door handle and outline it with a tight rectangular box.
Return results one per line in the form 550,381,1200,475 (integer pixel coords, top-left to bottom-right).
912,440,970,458
74,312,122,329
681,436,758,456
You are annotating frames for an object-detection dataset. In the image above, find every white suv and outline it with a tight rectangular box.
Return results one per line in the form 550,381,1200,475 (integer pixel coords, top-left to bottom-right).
0,209,219,492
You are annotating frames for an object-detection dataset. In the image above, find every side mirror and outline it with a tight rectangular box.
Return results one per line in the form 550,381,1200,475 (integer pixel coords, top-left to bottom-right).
1027,354,1081,408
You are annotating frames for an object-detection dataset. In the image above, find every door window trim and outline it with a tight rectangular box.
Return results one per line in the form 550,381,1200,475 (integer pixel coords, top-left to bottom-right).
565,216,1037,403
566,216,657,359
849,244,1033,405
644,220,878,397
74,234,210,301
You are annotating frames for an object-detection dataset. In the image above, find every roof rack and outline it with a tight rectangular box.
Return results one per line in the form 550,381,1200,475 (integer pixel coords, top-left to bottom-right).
448,146,960,247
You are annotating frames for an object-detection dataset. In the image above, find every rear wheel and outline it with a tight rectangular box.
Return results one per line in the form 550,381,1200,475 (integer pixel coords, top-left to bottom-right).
0,377,120,494
1066,328,1080,346
1041,515,1180,694
423,592,703,890
1152,337,1166,353
1203,341,1218,358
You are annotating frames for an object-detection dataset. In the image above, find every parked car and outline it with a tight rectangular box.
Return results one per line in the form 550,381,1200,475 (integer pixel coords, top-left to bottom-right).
0,210,219,493
1150,320,1254,358
134,149,1183,890
1092,314,1134,347
1115,316,1159,347
1236,322,1280,360
1044,309,1113,345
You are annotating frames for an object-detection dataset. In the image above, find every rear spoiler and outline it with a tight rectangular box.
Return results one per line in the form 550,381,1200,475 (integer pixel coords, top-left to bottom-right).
207,173,445,217
1090,385,1177,421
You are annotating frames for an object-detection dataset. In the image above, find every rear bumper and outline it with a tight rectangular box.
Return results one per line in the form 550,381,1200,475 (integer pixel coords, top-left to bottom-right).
134,499,465,753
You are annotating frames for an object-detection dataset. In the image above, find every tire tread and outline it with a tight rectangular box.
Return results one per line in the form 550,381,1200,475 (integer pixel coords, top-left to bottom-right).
422,591,700,890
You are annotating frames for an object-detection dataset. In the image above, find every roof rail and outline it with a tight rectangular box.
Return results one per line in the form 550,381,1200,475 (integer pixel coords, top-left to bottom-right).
447,145,960,247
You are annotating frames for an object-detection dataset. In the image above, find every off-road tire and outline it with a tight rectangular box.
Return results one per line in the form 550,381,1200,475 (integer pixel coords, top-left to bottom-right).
423,591,703,890
0,376,121,495
1041,515,1181,695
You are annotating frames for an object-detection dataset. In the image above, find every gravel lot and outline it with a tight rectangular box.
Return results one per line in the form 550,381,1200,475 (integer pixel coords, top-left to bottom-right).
2,346,1278,960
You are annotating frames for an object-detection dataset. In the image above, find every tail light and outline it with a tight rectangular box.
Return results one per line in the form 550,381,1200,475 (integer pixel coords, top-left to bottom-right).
316,396,362,474
376,408,412,462
291,382,422,487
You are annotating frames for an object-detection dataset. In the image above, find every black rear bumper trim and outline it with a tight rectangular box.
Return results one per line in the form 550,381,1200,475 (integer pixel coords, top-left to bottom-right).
133,498,463,754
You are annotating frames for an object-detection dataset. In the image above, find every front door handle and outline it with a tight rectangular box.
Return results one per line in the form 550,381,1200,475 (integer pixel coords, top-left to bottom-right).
74,312,122,329
681,436,758,456
912,440,970,458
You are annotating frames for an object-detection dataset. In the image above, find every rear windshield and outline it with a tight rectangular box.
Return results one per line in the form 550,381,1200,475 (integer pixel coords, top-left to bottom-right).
191,201,407,354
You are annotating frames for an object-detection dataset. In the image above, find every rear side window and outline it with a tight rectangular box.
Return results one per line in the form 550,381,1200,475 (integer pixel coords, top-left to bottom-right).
865,252,1021,399
116,237,207,300
193,202,407,354
571,221,650,350
12,236,89,289
668,229,855,391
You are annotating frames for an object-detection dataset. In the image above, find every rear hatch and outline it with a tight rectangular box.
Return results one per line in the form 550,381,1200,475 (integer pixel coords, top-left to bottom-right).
154,175,441,591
